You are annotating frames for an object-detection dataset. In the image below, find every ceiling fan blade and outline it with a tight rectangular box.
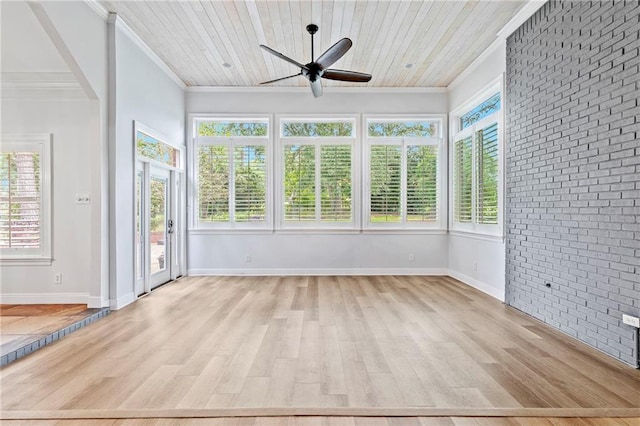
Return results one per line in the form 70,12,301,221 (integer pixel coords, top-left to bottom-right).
260,73,302,85
260,45,308,70
316,38,352,69
310,79,323,98
322,69,372,82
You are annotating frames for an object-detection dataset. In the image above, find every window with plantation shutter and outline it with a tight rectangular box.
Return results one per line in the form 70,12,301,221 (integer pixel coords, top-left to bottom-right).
454,136,473,223
451,89,502,234
370,145,402,223
193,118,270,229
365,117,444,228
476,122,499,225
0,135,51,263
279,117,355,228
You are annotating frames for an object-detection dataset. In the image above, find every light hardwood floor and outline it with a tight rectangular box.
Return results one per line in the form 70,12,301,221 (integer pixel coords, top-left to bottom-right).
1,276,639,421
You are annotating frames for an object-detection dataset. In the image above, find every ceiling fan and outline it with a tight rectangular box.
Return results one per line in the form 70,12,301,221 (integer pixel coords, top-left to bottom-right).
259,24,372,98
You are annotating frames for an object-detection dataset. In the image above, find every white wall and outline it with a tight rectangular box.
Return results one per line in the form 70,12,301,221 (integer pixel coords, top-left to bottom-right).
109,17,185,308
1,99,94,303
187,89,450,275
447,41,507,301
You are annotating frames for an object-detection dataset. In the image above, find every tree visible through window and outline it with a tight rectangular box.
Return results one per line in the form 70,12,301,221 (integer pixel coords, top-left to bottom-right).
0,135,51,261
195,119,269,227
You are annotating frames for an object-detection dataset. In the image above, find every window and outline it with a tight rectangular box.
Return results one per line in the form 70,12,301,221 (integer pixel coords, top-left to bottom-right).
136,130,179,167
365,117,444,228
193,118,270,228
452,89,502,233
278,118,355,228
0,134,51,263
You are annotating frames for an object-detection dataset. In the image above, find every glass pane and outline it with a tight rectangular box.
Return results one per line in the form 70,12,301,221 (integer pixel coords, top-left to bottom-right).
150,176,167,275
0,152,41,248
135,170,143,280
367,121,437,137
198,145,230,222
198,121,268,137
136,131,178,166
370,145,402,223
455,136,473,223
284,145,316,221
406,145,438,222
460,93,501,130
234,145,266,223
320,145,352,222
477,122,499,224
282,121,354,137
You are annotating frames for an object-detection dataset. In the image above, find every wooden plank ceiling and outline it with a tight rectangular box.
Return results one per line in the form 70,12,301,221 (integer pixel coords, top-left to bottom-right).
99,0,527,87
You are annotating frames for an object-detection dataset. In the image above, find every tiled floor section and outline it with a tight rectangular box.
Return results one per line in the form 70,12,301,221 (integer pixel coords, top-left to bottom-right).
0,304,109,366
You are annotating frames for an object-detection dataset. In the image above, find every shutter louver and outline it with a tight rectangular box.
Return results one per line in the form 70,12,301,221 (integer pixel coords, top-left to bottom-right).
455,136,473,223
320,145,352,221
0,152,41,249
234,145,266,222
370,145,402,223
198,145,229,222
406,145,438,222
284,145,316,221
477,122,499,224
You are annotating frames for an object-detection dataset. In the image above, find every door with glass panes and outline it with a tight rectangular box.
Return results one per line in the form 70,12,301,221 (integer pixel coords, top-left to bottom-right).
136,164,179,295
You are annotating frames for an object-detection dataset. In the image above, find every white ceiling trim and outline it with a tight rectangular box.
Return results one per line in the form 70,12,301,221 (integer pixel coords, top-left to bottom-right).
84,0,109,21
186,86,447,94
109,14,186,89
1,72,86,100
447,0,546,91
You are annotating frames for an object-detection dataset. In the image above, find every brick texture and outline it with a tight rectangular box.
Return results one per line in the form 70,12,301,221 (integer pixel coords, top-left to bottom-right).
505,0,640,366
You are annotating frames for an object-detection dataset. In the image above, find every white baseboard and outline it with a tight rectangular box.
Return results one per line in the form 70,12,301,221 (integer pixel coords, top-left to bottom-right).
448,270,505,302
0,293,89,304
188,268,450,276
87,296,109,308
109,292,135,310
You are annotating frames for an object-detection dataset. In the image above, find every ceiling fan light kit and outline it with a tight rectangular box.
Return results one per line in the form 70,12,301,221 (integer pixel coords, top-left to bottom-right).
260,24,372,98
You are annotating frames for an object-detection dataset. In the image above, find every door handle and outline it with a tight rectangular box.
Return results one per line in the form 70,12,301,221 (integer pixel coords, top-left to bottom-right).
167,219,174,234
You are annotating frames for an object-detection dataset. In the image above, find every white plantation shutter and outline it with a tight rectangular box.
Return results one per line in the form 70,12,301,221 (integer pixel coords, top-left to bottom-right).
320,145,352,221
1,135,51,261
284,145,316,222
406,145,438,222
0,152,40,248
454,136,473,223
197,145,230,223
369,145,402,223
234,145,266,222
476,122,499,225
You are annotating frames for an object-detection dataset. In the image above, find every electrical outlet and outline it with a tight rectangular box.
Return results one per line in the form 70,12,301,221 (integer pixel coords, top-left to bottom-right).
245,254,251,263
622,314,640,328
408,253,415,262
54,273,63,284
473,262,478,271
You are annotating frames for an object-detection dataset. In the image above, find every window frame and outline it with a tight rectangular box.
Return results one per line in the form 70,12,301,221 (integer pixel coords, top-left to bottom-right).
449,79,504,237
363,114,447,231
189,114,273,231
0,134,52,265
275,114,360,231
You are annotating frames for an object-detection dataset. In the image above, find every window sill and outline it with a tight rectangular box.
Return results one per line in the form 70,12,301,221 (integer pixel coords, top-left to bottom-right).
0,257,53,266
188,228,274,235
448,230,504,242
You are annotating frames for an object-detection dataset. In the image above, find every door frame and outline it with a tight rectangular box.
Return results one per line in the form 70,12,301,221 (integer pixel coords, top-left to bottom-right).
133,121,185,298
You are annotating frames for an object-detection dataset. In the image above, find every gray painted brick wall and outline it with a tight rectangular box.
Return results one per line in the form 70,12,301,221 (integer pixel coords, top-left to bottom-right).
505,0,640,366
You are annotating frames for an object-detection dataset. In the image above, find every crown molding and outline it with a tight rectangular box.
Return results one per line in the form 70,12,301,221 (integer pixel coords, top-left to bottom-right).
1,72,86,100
84,0,109,21
109,14,186,90
186,86,448,94
497,0,547,40
447,0,546,91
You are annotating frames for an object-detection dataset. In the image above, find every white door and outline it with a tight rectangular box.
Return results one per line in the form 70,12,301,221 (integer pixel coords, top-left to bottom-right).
136,164,180,295
148,166,172,290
